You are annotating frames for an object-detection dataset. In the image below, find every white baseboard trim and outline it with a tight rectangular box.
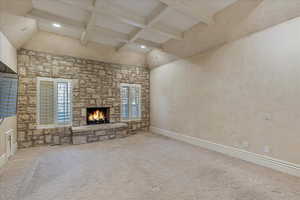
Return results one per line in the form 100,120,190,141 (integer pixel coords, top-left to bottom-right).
0,144,17,169
0,153,8,169
150,126,300,177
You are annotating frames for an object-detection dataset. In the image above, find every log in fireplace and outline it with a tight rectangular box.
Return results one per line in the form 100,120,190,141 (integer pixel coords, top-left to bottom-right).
86,107,110,125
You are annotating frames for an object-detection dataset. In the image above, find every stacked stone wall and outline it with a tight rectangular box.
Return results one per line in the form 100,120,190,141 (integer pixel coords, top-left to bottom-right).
17,49,150,148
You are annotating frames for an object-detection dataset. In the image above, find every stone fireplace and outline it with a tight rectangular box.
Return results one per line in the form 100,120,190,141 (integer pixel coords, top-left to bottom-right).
17,49,150,148
71,107,129,145
86,107,110,125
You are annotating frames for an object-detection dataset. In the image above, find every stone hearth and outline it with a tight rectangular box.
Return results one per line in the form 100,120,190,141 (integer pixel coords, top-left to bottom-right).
71,123,128,145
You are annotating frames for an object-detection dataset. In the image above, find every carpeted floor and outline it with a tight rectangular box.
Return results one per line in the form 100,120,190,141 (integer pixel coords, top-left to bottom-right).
1,132,300,200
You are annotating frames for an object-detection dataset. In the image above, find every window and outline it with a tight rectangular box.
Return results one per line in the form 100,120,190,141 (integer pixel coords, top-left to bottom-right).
0,75,18,118
120,83,141,121
37,77,72,128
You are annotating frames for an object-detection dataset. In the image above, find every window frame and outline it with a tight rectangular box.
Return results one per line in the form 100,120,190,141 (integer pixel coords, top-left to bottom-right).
37,77,73,129
120,83,142,121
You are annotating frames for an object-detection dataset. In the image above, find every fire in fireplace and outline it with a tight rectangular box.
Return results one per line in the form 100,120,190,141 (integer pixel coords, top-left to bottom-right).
86,107,110,125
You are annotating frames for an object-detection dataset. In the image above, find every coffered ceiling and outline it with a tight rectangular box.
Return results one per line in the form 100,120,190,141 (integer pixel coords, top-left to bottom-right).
26,0,238,52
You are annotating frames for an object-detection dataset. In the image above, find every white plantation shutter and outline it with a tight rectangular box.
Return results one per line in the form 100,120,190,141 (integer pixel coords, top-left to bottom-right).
37,78,72,127
39,80,54,125
131,85,141,119
120,84,141,120
121,86,129,119
56,81,72,124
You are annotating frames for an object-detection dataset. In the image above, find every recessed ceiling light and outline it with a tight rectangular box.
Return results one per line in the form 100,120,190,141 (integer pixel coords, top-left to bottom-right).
53,23,61,28
140,45,146,49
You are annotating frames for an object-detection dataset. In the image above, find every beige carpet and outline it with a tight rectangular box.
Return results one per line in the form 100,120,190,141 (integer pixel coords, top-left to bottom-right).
1,132,300,200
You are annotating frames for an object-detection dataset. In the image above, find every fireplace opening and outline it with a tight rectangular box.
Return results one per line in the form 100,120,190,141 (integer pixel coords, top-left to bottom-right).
87,107,110,125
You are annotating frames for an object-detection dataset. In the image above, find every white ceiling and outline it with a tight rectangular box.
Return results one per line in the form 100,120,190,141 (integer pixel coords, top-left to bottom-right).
27,0,239,52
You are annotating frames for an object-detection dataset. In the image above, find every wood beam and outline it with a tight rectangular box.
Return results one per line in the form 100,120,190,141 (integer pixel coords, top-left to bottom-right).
51,0,146,28
48,0,182,41
117,3,169,51
80,0,98,45
92,26,161,49
80,13,96,45
27,8,85,30
99,2,146,29
158,0,213,24
27,8,161,49
92,26,129,43
146,3,169,26
150,23,183,40
135,39,161,49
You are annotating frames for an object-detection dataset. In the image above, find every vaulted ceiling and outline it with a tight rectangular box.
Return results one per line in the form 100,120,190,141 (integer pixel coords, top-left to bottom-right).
25,0,238,52
3,0,300,59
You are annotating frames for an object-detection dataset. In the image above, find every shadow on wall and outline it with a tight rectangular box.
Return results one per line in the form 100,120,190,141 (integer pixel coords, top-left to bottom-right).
161,0,272,58
0,0,37,48
147,49,180,69
0,12,37,48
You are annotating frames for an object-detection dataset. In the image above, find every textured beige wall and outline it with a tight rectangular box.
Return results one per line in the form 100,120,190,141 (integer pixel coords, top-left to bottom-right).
22,31,147,66
0,116,16,156
151,17,300,165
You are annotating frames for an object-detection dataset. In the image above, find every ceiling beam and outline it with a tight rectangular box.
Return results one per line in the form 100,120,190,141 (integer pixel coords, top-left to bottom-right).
80,0,97,45
117,3,169,51
92,26,129,43
80,12,96,45
27,8,161,49
116,39,161,52
146,3,169,26
27,8,85,30
135,39,161,49
98,2,146,29
158,0,213,24
92,26,161,49
48,0,182,41
150,23,183,40
51,0,146,27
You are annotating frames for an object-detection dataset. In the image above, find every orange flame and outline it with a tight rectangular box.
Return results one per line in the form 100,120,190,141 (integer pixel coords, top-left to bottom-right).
88,110,105,121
